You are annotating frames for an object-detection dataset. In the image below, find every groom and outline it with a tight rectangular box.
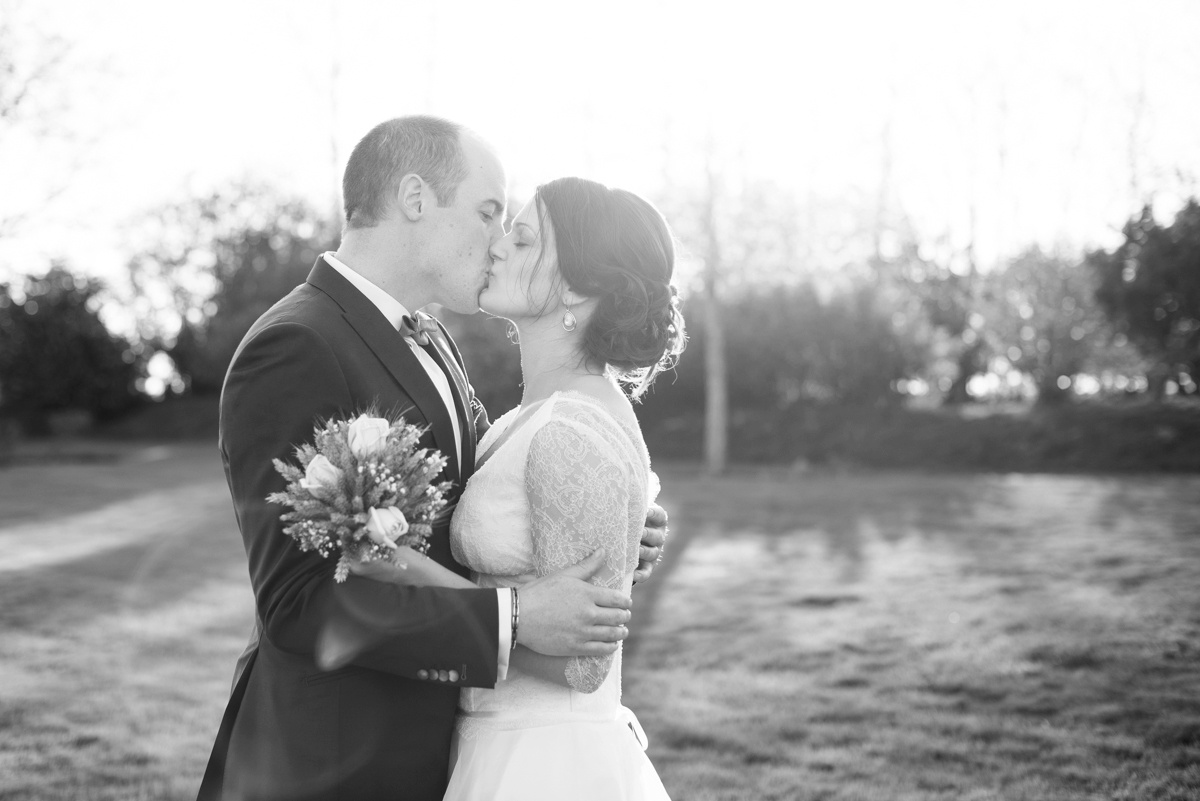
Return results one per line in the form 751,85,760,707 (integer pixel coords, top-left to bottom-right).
198,116,667,800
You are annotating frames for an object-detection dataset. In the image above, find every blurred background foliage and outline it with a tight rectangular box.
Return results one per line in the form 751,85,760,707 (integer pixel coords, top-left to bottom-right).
3,180,1197,470
125,184,338,395
0,266,143,434
3,1,1199,471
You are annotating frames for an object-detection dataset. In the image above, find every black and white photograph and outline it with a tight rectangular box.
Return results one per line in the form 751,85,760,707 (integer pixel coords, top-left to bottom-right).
1,1,1199,799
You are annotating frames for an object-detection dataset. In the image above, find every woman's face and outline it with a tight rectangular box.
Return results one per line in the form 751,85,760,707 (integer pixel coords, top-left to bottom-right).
480,197,560,321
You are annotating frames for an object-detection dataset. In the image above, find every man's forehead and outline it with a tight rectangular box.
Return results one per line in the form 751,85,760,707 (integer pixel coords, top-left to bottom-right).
460,134,507,201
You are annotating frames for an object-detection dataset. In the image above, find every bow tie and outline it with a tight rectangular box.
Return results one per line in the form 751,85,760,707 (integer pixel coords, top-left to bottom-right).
398,313,439,346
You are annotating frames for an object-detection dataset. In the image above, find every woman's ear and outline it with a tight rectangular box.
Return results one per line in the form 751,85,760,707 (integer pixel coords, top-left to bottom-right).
397,174,427,221
561,287,589,309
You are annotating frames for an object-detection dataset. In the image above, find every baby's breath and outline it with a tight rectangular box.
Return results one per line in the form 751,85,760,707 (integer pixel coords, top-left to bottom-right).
267,408,453,582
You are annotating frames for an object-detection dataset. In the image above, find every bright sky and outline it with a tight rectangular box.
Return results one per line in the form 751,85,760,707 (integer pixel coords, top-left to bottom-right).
4,0,1199,292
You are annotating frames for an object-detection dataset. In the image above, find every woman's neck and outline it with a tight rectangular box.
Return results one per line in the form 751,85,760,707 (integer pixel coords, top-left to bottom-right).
515,318,606,407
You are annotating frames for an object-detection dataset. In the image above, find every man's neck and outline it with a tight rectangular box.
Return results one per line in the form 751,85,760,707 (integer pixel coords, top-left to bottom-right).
334,230,433,311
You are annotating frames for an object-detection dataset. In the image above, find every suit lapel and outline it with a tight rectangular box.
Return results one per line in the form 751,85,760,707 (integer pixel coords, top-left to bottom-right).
306,259,462,484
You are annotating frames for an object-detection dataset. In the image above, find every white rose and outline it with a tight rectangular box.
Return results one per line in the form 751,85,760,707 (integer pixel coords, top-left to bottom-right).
364,506,409,548
348,415,391,459
299,454,343,493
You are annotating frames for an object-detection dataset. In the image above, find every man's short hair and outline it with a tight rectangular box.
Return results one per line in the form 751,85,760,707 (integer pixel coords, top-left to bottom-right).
342,116,468,229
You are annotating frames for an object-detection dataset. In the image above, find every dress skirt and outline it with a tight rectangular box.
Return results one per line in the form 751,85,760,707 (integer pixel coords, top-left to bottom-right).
443,709,671,801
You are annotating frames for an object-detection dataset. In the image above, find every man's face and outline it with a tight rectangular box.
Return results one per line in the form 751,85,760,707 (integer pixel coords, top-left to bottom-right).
420,135,507,314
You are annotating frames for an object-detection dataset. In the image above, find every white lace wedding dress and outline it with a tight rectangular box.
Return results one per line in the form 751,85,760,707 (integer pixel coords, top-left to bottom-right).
445,391,670,800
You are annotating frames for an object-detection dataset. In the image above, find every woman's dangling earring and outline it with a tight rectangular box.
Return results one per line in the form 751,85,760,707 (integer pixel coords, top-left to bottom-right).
506,321,520,344
562,306,578,332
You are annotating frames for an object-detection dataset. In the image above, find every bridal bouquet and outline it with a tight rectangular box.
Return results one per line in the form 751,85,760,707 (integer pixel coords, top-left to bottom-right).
269,412,453,582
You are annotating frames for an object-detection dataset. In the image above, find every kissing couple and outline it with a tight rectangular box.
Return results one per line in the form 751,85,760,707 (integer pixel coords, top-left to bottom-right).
198,115,685,800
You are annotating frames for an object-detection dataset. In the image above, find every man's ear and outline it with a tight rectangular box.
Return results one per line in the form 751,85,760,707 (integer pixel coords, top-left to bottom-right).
397,174,428,221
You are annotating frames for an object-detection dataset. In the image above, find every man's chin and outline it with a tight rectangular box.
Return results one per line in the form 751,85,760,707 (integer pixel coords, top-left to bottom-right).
471,287,494,315
431,291,481,316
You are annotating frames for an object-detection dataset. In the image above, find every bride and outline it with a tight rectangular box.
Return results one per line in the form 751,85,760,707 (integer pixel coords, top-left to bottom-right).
358,176,684,800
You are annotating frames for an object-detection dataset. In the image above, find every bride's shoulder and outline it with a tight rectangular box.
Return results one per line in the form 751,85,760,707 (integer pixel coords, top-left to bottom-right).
550,390,628,423
544,391,644,451
525,393,650,484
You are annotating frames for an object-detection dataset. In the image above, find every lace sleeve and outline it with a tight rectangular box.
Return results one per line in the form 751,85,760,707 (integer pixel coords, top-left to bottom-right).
525,416,631,693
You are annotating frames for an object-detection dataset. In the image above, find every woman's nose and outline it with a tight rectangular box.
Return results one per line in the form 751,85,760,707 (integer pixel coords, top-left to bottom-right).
489,241,506,261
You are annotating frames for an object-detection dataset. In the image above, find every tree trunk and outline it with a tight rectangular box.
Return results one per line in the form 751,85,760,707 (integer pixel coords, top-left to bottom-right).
704,286,727,474
1149,367,1169,402
703,155,727,475
1035,377,1071,406
943,340,983,406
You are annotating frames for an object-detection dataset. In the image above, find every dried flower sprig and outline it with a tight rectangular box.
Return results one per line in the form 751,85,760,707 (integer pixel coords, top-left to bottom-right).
268,409,453,582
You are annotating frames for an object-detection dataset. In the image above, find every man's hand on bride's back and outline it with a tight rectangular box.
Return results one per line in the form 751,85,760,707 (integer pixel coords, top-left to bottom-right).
633,503,669,585
517,549,632,657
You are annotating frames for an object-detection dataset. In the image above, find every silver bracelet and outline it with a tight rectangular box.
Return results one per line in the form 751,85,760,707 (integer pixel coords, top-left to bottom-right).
510,588,519,651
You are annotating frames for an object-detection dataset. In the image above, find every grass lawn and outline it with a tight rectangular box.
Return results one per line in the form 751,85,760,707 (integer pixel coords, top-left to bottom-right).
626,467,1200,800
2,447,1199,799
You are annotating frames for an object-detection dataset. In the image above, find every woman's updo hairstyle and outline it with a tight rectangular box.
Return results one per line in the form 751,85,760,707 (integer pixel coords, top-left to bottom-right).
535,177,686,397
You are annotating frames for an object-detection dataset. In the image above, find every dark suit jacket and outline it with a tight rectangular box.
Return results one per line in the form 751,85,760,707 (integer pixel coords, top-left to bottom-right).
198,258,498,801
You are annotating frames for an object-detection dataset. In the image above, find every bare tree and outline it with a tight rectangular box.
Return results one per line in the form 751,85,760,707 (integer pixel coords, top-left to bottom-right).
701,146,727,474
0,0,72,239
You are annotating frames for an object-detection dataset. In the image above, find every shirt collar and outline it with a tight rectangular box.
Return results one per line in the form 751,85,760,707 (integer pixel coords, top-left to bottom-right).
322,252,410,331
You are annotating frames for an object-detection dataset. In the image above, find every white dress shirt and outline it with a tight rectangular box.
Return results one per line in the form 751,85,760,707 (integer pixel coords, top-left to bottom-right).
323,253,462,464
323,253,513,676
